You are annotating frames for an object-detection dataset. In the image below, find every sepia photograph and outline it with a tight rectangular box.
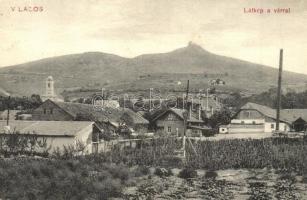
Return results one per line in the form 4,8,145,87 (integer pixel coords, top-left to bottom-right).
0,0,307,199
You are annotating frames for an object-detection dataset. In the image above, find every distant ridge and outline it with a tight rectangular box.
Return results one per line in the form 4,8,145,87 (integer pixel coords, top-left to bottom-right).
0,42,306,96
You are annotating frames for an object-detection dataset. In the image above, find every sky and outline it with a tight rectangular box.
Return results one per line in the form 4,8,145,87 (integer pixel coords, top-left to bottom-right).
0,0,306,74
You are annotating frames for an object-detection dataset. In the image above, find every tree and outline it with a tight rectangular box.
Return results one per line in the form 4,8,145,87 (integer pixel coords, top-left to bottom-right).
208,108,232,129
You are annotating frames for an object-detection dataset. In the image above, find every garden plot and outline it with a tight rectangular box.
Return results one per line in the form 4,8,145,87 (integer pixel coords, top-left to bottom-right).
123,168,307,200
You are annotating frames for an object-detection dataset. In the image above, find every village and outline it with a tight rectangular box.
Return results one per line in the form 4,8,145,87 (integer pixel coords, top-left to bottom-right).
2,65,307,199
1,0,307,198
1,60,307,156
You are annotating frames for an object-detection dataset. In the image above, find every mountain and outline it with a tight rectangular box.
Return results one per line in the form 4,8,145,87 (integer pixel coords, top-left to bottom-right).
1,42,307,97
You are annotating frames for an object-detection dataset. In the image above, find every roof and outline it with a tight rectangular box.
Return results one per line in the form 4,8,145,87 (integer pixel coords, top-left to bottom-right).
0,120,94,137
281,109,307,123
122,109,149,124
153,108,203,123
239,102,307,124
43,100,149,124
240,102,277,120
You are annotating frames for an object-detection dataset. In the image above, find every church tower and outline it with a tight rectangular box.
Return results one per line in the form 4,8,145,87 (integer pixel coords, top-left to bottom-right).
46,76,55,97
42,76,57,101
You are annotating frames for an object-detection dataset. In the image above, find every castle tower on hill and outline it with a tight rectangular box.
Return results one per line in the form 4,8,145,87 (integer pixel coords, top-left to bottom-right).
41,76,58,101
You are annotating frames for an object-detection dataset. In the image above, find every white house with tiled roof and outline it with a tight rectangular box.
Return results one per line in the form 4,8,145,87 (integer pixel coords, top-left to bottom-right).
219,102,307,134
0,120,101,154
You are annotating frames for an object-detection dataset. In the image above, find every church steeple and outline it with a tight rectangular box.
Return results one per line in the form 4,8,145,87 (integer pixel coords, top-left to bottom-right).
46,76,55,97
42,76,58,101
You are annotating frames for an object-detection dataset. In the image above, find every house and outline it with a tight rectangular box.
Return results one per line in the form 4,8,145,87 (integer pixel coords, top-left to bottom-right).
219,102,307,133
32,99,149,134
210,79,226,86
120,109,149,133
281,109,307,131
152,108,207,136
0,120,101,154
32,99,96,121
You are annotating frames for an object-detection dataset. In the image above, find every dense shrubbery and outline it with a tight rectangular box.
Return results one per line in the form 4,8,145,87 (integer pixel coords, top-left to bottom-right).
0,157,138,200
178,168,197,179
1,136,307,199
97,137,307,174
0,131,50,157
154,167,173,177
204,170,218,180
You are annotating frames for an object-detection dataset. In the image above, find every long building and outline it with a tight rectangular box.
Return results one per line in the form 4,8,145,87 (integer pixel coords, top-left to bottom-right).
219,102,307,133
0,120,101,154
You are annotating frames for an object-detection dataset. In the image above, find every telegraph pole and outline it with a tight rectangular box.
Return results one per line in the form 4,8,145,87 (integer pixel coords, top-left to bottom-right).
6,96,11,126
149,88,153,111
182,80,190,159
276,49,283,131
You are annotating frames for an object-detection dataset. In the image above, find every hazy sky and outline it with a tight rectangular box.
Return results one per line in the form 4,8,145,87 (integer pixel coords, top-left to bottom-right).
0,0,306,73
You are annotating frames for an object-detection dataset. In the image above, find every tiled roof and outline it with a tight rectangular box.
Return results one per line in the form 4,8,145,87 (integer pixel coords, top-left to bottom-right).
49,100,148,124
240,102,277,120
281,109,307,123
240,102,307,123
153,108,203,123
0,120,94,136
0,120,34,132
123,109,149,124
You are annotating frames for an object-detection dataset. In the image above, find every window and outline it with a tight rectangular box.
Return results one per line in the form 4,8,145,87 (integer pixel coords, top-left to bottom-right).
43,109,46,114
252,121,256,125
50,109,53,114
244,111,251,118
48,83,50,88
167,114,174,120
241,121,245,124
271,124,275,129
167,126,172,133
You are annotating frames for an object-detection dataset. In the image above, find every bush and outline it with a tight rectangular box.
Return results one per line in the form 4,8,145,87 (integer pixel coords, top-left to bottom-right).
134,165,150,177
178,168,197,179
204,170,218,179
154,167,173,177
0,157,136,200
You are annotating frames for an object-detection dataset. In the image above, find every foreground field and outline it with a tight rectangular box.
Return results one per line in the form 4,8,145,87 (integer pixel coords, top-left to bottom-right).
1,157,306,200
1,137,307,199
124,168,307,200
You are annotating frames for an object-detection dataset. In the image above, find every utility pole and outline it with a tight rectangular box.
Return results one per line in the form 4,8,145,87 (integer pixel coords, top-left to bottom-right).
6,96,11,126
101,88,105,108
198,89,202,120
182,80,190,159
149,88,153,111
206,88,210,111
276,49,283,131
